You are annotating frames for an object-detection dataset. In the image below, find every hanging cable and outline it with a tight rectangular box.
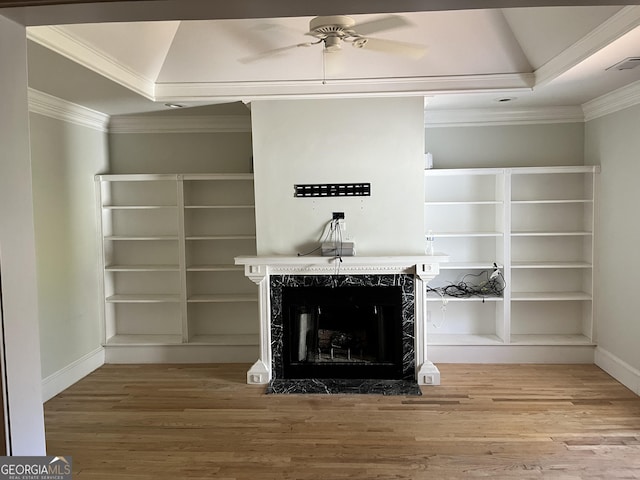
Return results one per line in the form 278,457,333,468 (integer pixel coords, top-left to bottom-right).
426,266,506,301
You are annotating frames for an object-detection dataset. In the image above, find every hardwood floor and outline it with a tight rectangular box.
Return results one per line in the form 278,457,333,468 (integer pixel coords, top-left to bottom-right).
44,364,640,479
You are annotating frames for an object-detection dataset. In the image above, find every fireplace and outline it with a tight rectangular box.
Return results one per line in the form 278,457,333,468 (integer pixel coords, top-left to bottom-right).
282,284,404,380
268,274,420,393
278,275,415,379
235,255,444,391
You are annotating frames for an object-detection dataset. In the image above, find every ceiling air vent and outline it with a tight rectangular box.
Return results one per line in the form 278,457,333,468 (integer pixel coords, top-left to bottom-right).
606,57,640,71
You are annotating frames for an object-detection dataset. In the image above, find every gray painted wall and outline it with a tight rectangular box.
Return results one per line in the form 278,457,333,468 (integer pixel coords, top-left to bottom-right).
425,123,584,168
585,104,640,378
109,132,253,173
30,113,108,379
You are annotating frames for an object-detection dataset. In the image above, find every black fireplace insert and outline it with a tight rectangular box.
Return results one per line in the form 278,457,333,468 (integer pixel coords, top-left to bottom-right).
282,285,404,379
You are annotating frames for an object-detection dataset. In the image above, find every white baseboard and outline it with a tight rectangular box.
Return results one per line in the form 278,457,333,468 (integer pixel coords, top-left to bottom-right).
595,347,640,396
428,344,595,364
42,347,105,402
104,344,258,364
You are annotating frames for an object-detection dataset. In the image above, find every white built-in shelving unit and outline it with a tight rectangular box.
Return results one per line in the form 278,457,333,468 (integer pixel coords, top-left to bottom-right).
424,166,598,359
96,174,258,360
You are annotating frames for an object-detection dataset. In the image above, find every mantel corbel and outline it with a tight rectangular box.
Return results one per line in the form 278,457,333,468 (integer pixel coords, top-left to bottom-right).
415,262,440,282
244,264,268,285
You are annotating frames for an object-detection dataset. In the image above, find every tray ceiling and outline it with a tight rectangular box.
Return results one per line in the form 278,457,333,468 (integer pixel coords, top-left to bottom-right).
22,3,640,115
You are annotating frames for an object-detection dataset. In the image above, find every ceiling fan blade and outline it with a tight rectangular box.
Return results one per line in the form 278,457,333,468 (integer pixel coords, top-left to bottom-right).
239,43,313,64
358,37,427,59
353,15,412,36
220,21,282,55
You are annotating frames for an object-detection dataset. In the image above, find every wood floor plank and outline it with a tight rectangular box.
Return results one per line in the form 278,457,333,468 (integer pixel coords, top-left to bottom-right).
44,364,640,479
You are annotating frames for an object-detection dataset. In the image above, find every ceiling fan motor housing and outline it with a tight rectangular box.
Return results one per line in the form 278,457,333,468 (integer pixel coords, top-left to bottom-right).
309,15,356,38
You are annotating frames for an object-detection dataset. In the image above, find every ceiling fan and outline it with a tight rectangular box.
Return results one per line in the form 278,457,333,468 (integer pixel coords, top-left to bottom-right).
239,14,427,64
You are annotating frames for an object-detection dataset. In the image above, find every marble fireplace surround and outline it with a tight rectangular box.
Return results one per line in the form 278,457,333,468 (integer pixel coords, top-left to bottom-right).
271,273,414,388
235,256,446,387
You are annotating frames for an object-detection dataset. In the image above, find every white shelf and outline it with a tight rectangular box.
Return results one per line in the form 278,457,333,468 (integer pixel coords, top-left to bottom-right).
187,264,244,272
428,334,504,345
425,168,505,176
189,334,259,345
511,231,591,237
106,264,180,271
509,166,600,175
103,205,178,210
427,292,504,302
511,261,592,269
511,291,592,301
105,235,179,241
97,174,179,181
440,262,503,270
106,334,183,345
186,235,256,241
187,294,257,303
425,201,502,206
184,205,254,209
512,199,592,204
182,173,254,181
106,294,181,303
431,231,503,238
510,334,594,346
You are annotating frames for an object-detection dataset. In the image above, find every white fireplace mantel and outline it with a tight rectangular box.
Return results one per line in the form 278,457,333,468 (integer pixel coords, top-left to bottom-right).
235,255,447,386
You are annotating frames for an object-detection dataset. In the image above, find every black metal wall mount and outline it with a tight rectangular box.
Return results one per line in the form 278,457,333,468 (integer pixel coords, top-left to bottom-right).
294,183,371,198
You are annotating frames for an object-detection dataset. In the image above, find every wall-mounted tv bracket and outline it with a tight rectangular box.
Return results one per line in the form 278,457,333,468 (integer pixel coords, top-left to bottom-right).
294,183,371,198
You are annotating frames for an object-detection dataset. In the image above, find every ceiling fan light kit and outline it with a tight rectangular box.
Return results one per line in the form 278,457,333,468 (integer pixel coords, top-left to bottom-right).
323,36,343,53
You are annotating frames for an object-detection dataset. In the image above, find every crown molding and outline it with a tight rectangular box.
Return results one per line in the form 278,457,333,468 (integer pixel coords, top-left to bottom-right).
27,26,155,99
109,115,252,133
154,74,534,102
582,79,640,121
534,5,640,88
425,106,584,128
28,88,110,132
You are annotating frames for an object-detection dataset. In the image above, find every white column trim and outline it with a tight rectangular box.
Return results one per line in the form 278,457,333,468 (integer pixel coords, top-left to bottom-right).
244,265,272,384
415,262,441,385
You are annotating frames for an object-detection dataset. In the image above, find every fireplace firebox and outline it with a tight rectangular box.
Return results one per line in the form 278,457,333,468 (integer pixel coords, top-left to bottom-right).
269,273,418,389
282,286,403,379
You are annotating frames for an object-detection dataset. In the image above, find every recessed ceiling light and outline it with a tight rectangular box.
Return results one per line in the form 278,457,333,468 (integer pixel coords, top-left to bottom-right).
494,97,516,103
164,103,184,108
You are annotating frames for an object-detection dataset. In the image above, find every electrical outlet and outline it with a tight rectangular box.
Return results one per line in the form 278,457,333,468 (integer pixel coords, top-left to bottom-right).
332,212,345,220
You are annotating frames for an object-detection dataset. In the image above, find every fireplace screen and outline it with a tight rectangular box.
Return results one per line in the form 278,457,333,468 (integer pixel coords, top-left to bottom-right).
282,286,403,379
